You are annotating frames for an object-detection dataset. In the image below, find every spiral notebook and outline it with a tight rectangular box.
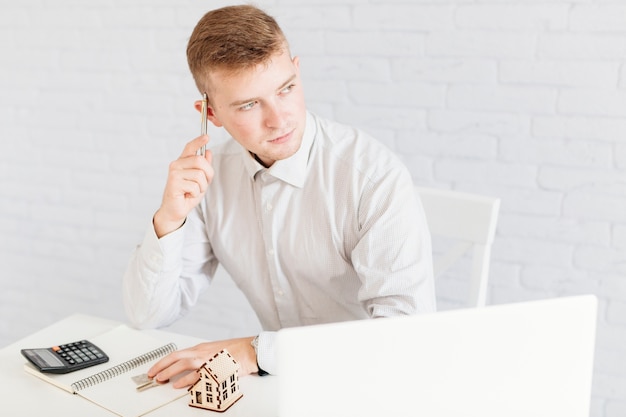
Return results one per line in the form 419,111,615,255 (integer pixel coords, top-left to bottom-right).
23,325,188,417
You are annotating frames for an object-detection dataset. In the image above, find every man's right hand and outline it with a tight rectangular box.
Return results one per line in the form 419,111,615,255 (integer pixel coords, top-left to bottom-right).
153,135,214,238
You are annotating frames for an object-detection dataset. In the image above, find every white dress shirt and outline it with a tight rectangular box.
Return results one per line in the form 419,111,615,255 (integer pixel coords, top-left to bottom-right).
123,112,436,374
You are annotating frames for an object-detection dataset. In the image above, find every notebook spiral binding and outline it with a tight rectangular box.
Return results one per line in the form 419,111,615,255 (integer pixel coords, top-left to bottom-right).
71,343,177,392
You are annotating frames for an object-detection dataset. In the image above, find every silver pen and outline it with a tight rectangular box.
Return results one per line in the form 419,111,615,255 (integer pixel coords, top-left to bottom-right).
199,92,208,157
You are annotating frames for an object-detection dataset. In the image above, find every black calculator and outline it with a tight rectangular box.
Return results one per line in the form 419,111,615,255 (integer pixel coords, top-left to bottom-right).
21,340,109,374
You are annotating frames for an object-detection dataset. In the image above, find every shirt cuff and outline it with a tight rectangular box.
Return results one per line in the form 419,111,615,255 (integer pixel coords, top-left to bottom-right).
142,218,185,273
257,331,277,375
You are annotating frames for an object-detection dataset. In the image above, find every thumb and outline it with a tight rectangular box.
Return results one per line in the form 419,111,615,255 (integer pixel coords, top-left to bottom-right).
180,135,210,158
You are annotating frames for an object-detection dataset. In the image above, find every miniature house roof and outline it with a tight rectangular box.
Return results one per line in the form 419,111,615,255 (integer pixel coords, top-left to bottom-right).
189,349,240,389
188,349,243,412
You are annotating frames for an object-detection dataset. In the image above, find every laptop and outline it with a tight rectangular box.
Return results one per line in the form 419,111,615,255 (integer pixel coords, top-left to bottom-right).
276,295,597,417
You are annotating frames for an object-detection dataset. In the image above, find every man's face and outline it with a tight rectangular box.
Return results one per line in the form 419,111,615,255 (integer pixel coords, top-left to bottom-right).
202,50,307,167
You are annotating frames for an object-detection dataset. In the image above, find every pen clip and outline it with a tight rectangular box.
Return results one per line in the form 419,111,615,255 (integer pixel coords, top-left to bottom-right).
199,92,208,157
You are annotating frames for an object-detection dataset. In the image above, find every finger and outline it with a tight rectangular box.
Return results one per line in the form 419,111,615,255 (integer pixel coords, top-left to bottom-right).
168,158,212,189
180,135,210,158
185,160,214,192
169,152,213,184
172,369,203,389
169,158,211,183
168,172,207,197
181,168,210,193
155,357,205,384
148,351,181,378
178,180,202,200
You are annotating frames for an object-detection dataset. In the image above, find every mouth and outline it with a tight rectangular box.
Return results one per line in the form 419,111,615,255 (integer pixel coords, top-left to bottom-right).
268,129,294,144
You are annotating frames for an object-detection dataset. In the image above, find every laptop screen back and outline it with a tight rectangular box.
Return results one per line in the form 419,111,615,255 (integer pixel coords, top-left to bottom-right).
277,295,597,417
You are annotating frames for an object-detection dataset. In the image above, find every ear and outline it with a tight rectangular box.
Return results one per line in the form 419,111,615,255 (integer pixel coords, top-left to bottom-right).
292,55,300,72
194,100,223,128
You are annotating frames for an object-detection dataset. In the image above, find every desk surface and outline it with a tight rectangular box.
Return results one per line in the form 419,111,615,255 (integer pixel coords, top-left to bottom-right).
0,314,278,417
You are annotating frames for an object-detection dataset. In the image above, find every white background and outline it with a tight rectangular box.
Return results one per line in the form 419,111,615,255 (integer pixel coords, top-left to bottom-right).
0,1,625,416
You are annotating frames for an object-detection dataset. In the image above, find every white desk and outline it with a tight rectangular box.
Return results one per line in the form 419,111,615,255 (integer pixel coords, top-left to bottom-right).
0,314,278,417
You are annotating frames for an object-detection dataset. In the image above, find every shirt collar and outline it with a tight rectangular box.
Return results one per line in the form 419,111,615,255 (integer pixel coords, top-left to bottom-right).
241,111,315,188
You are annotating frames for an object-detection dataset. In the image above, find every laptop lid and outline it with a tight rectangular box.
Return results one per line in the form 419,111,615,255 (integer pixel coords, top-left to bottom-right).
276,295,597,417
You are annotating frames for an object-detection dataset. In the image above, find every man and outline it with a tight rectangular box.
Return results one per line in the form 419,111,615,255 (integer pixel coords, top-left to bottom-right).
123,4,435,387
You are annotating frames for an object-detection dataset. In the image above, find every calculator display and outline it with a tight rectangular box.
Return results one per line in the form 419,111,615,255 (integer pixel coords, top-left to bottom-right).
25,348,66,367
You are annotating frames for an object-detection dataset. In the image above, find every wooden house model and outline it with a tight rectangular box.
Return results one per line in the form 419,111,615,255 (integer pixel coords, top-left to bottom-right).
188,349,243,412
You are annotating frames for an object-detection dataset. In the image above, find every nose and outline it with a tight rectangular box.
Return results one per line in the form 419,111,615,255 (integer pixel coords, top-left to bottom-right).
264,100,287,129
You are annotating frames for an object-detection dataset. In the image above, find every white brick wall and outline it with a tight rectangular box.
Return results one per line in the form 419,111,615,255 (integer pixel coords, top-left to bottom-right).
1,1,625,415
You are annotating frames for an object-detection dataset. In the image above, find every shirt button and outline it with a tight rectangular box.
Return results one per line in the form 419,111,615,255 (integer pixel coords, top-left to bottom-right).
277,289,284,296
268,248,275,256
266,203,273,211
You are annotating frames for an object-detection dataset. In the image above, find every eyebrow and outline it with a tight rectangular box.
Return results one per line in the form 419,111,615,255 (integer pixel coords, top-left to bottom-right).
229,74,297,108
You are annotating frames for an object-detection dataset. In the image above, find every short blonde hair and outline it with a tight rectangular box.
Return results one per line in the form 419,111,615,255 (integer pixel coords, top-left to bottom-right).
187,5,288,93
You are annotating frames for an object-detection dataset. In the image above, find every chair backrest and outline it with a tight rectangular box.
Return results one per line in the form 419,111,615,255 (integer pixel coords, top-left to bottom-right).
416,187,500,308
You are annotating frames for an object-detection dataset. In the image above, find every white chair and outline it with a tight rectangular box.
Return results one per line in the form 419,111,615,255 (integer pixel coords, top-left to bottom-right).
416,187,500,308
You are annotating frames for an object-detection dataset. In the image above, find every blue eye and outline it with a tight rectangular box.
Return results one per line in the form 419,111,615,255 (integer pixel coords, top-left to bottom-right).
239,101,256,111
281,84,295,94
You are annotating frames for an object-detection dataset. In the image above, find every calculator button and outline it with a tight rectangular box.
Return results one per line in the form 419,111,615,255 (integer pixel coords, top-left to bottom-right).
22,340,110,374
